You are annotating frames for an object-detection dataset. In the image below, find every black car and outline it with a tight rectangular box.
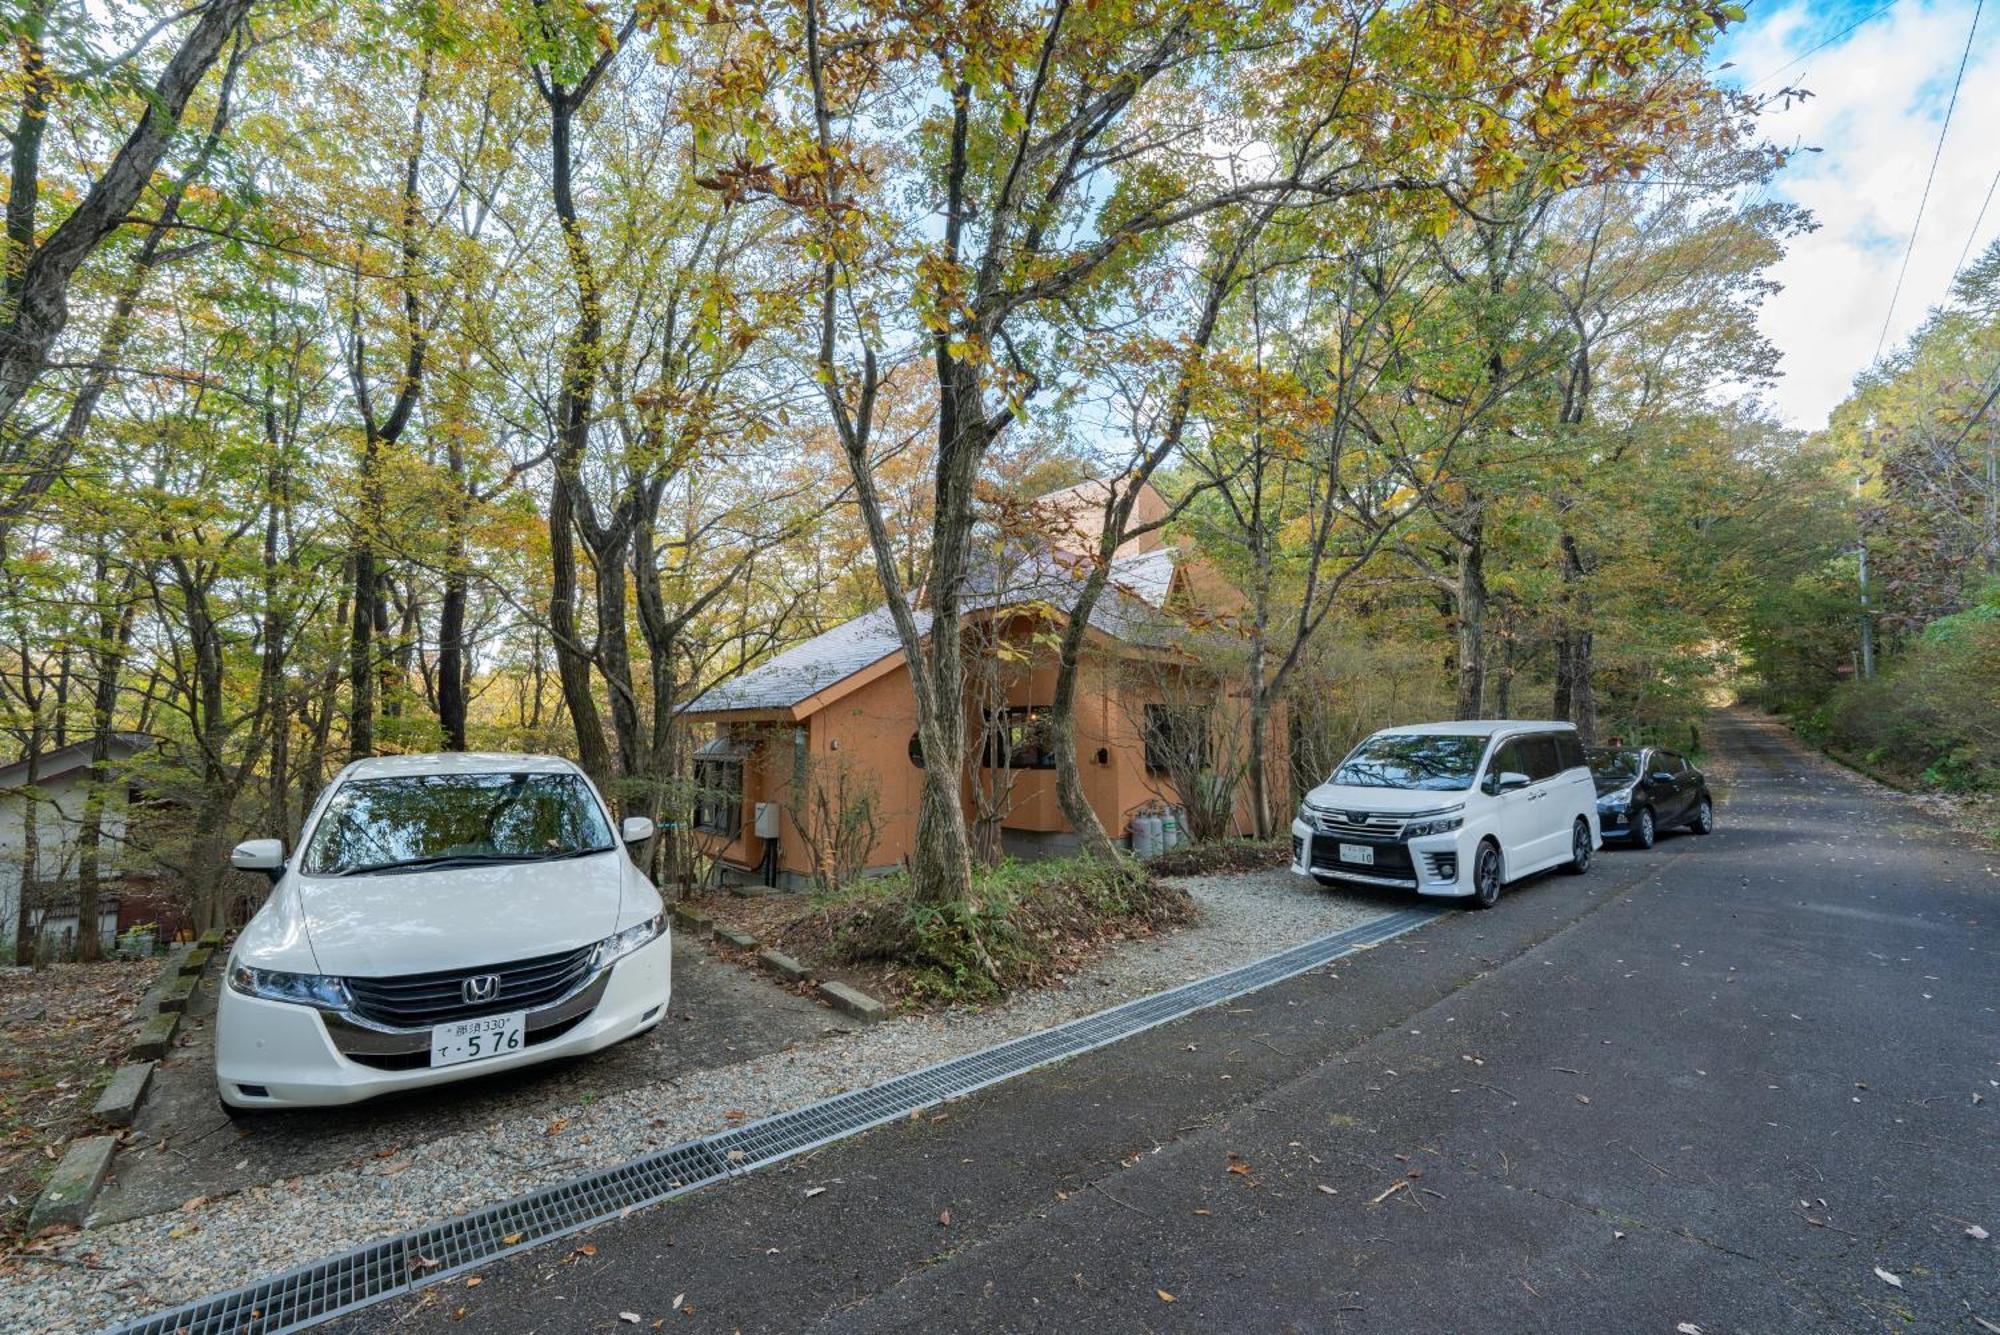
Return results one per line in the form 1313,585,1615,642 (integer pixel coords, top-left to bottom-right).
1585,745,1715,848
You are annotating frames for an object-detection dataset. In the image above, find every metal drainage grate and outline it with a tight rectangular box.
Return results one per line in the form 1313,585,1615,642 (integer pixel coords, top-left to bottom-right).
108,905,1439,1335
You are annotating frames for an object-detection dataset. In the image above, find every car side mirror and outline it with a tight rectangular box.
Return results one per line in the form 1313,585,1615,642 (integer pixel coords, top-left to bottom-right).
1492,771,1531,794
1650,772,1676,785
620,815,656,845
231,838,285,884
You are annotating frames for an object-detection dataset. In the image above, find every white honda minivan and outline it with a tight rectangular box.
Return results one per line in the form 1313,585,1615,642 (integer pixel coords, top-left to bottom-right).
1290,721,1600,908
217,753,671,1110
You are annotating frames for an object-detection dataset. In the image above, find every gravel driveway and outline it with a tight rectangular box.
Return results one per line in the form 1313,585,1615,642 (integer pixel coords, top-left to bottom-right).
0,871,1401,1334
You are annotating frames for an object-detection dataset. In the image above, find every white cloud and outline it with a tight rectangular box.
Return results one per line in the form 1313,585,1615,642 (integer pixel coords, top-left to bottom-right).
1717,0,2000,429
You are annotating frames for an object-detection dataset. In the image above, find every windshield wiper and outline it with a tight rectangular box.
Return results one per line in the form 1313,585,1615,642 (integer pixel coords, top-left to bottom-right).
334,852,547,877
334,847,615,876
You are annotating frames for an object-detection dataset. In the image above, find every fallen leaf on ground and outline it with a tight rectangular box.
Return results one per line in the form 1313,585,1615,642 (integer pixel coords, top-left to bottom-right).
1676,1324,1703,1334
1575,1095,1591,1105
544,1117,569,1136
804,1187,826,1199
179,1195,207,1212
1157,1290,1176,1303
464,1277,482,1288
1316,1185,1337,1196
619,1313,640,1325
501,1233,523,1246
673,1294,685,1310
1873,1266,1903,1288
573,1243,596,1258
1967,1224,1989,1241
938,1210,952,1227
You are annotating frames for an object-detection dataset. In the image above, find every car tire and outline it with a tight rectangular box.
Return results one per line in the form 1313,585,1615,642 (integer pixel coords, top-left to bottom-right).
1630,806,1656,849
1565,818,1592,874
1690,795,1715,835
1469,840,1503,909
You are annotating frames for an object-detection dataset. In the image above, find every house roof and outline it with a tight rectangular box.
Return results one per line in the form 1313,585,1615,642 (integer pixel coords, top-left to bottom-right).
686,607,936,716
682,542,1185,719
0,733,151,790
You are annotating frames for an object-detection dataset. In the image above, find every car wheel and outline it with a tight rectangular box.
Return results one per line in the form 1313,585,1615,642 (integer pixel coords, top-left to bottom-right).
1631,806,1656,849
1469,841,1503,909
1690,795,1715,835
1565,818,1592,874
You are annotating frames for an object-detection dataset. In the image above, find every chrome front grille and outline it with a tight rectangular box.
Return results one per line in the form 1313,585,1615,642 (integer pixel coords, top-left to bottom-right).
344,945,597,1028
1303,805,1404,841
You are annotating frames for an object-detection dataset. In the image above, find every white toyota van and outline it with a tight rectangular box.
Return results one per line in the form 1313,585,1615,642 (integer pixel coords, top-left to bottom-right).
1290,721,1600,908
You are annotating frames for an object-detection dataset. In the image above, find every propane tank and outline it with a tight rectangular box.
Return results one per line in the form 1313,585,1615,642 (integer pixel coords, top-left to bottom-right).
1133,810,1161,858
1158,806,1180,850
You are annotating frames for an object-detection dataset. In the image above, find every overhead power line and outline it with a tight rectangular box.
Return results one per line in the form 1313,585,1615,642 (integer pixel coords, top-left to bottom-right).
1743,0,1905,90
1949,164,2000,291
1875,0,1985,362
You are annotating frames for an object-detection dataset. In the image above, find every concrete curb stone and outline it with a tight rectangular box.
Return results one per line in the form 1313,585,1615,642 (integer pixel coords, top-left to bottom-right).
757,949,811,983
91,1062,156,1128
131,1009,180,1061
26,1136,117,1234
816,979,887,1021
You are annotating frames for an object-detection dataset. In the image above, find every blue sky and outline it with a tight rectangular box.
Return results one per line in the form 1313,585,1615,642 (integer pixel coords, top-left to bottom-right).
1713,0,1999,428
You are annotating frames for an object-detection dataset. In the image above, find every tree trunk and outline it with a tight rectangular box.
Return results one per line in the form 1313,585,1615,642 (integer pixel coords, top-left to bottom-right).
1454,515,1487,720
1554,531,1597,742
0,0,255,433
13,736,41,964
75,555,136,963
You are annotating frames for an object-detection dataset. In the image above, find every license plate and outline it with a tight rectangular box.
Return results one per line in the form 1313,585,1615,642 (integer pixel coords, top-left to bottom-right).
1339,843,1375,866
430,1011,526,1067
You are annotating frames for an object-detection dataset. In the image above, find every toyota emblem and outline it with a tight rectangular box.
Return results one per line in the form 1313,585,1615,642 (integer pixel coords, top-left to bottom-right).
461,973,501,1004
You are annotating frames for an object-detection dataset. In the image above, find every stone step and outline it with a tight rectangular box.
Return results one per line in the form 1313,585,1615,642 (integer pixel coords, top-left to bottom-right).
131,1009,180,1061
27,1135,117,1234
92,1061,156,1128
670,904,713,940
816,979,887,1022
714,925,758,950
757,949,810,983
156,973,198,1014
178,946,213,977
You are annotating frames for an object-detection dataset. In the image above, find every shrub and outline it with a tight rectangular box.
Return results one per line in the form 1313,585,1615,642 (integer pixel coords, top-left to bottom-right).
1147,837,1290,877
783,855,1195,1006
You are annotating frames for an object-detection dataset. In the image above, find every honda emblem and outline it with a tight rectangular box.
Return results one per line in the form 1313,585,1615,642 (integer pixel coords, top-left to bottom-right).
461,973,501,1004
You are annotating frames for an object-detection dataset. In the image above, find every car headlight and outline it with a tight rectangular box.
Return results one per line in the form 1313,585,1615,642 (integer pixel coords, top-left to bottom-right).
1598,786,1633,810
228,961,350,1010
1401,807,1464,839
592,912,667,970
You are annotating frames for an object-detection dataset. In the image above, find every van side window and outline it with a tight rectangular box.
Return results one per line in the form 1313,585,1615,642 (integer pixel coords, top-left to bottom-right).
1553,732,1584,772
1522,734,1562,782
1484,739,1524,792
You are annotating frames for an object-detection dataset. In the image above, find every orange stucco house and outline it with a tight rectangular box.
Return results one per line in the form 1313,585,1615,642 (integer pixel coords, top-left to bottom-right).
682,483,1281,890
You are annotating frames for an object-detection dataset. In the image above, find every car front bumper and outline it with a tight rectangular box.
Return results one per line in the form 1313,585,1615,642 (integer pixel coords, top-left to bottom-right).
1289,820,1473,898
215,932,672,1109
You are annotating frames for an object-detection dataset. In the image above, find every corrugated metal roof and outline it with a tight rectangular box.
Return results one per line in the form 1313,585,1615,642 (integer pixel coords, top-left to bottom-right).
680,545,1185,717
684,607,933,714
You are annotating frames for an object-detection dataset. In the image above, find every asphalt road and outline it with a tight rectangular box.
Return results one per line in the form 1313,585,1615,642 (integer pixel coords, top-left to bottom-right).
340,710,1999,1333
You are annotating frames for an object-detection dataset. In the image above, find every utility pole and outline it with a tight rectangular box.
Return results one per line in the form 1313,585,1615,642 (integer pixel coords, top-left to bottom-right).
1853,463,1875,680
1858,540,1876,680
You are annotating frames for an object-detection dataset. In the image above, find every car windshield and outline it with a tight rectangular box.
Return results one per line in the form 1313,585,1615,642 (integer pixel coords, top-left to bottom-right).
302,773,614,876
1332,734,1489,791
1586,748,1641,782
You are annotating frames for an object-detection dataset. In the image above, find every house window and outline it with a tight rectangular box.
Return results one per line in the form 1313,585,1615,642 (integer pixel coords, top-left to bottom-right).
982,706,1057,770
1144,703,1210,774
693,757,743,837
